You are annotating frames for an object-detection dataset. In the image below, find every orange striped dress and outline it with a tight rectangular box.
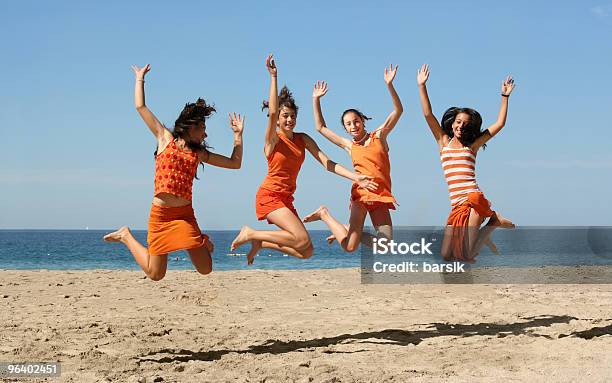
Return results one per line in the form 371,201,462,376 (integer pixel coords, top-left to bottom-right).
440,144,494,260
440,145,482,207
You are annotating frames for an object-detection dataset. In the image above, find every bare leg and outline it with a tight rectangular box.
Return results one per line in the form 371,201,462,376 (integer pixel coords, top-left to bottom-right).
231,208,313,264
470,211,516,258
103,226,167,281
303,206,349,243
369,206,393,242
440,226,454,261
240,239,311,265
303,204,368,253
465,209,485,262
187,245,212,275
231,208,312,251
325,224,374,247
244,240,262,265
259,241,313,258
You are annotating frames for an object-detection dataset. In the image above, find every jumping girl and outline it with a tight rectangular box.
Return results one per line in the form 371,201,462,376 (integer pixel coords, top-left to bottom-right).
104,64,244,281
302,65,403,253
416,64,515,262
230,54,377,264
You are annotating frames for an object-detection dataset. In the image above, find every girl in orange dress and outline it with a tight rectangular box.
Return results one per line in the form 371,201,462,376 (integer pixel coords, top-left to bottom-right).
302,65,403,253
103,64,244,281
230,55,377,264
416,64,515,262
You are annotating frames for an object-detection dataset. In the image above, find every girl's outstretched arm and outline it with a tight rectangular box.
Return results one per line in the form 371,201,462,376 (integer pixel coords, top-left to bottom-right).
200,113,244,169
378,64,404,141
472,76,515,151
417,64,446,147
132,64,172,142
264,54,279,158
302,133,378,191
312,81,352,153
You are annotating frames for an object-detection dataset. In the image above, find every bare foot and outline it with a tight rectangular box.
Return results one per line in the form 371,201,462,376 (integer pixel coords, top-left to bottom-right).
103,226,130,243
246,240,262,265
303,206,328,223
231,226,252,251
463,257,476,264
484,237,500,255
492,213,516,229
326,234,336,245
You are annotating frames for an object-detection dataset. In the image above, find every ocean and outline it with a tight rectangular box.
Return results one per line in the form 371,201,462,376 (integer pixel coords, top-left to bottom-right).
1,228,611,271
0,230,357,271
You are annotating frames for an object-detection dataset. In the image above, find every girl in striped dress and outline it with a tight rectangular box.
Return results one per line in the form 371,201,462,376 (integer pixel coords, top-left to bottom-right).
416,64,515,262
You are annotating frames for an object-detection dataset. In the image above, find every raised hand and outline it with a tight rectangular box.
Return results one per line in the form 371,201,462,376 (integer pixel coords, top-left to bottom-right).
313,81,328,99
355,175,379,192
384,64,398,85
228,112,245,135
502,75,515,96
417,64,430,86
131,64,151,79
265,54,277,77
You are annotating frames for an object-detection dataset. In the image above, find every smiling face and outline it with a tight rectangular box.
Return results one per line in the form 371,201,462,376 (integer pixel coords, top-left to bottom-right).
342,111,366,139
277,106,297,131
452,112,472,140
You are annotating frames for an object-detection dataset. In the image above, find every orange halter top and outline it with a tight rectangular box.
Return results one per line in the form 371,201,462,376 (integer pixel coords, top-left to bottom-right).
154,140,200,201
259,132,306,196
350,130,397,205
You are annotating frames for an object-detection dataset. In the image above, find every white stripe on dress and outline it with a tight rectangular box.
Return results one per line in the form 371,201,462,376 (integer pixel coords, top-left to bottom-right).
441,146,481,207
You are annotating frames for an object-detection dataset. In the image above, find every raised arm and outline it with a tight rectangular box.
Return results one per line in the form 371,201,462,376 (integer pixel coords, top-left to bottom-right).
472,76,515,152
378,65,404,141
201,113,244,169
312,81,352,152
417,64,446,146
131,64,171,142
302,134,378,191
264,54,279,158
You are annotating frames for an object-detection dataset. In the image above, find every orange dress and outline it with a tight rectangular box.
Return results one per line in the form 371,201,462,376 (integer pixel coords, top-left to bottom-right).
350,130,397,212
147,140,211,256
441,144,494,261
255,133,305,222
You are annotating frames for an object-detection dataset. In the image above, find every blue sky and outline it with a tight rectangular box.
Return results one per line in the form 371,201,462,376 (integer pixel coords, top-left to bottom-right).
1,1,611,229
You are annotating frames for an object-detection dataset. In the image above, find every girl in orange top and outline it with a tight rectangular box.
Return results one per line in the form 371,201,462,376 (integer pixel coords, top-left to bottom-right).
417,64,515,262
302,65,403,253
230,55,377,264
103,64,244,281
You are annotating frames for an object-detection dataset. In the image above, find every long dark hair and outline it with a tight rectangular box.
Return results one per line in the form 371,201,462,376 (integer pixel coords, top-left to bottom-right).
262,86,298,115
441,107,487,148
173,98,215,152
155,98,216,179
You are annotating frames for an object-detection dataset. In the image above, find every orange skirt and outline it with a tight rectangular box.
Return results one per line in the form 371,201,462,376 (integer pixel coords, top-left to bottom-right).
147,204,211,256
350,185,397,213
350,199,396,213
255,188,299,223
445,192,494,261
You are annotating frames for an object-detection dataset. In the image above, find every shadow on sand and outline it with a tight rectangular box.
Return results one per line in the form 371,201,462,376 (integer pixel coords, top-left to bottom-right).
136,314,608,364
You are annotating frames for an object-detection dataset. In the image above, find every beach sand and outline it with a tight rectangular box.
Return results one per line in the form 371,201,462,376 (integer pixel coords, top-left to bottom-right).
1,268,611,382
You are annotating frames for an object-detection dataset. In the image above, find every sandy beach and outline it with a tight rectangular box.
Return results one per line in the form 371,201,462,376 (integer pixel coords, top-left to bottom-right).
1,268,611,382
